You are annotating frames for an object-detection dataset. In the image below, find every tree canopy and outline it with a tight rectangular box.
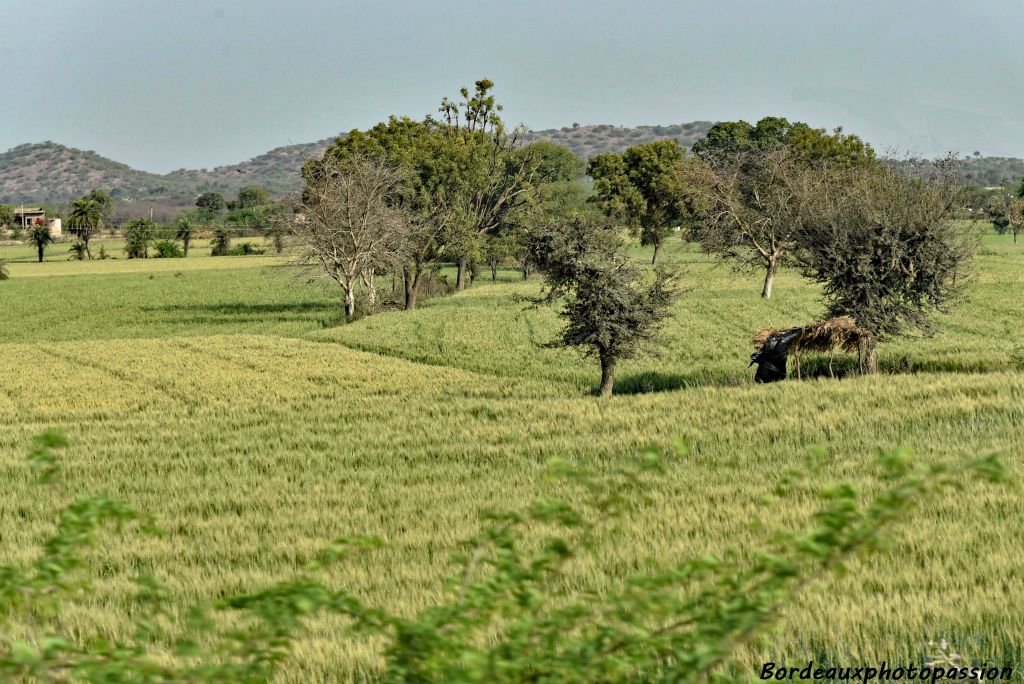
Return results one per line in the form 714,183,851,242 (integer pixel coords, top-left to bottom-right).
691,116,876,167
587,140,691,264
794,159,973,372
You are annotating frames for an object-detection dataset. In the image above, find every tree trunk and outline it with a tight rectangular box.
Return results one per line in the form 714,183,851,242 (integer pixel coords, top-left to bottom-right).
1014,231,1019,245
403,266,420,310
37,245,44,263
599,357,616,397
490,260,498,281
84,237,92,261
522,260,531,280
761,256,778,299
361,270,377,312
456,258,467,291
344,286,356,321
183,240,190,257
651,240,661,265
863,341,878,375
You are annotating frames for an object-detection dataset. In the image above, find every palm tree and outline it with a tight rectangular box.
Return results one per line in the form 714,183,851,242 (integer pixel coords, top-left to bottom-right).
29,224,53,263
68,242,88,260
68,197,104,259
210,226,232,256
174,216,195,256
123,218,155,258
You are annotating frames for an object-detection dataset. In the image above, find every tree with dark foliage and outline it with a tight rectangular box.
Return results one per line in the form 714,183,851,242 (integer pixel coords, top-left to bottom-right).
795,158,973,373
530,214,678,396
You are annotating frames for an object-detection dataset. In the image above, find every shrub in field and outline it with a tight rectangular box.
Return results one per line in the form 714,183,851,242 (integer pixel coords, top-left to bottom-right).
530,214,678,396
228,242,266,256
67,241,88,261
29,224,52,263
173,215,195,256
795,158,974,373
210,226,232,256
0,433,1006,682
152,239,185,258
123,218,156,259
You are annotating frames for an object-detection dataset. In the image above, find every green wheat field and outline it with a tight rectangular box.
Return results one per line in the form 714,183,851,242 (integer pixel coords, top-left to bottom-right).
1,229,1022,681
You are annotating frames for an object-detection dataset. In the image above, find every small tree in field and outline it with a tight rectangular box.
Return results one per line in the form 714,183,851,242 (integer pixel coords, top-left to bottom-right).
289,156,409,321
29,223,52,263
689,118,874,298
1006,197,1024,245
67,189,113,259
530,214,677,396
796,159,973,373
123,218,155,258
210,226,232,256
174,215,195,256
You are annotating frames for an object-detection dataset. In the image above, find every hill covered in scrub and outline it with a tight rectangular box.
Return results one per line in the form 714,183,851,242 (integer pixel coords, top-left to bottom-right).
524,121,716,158
4,123,1021,209
0,138,336,207
0,123,717,207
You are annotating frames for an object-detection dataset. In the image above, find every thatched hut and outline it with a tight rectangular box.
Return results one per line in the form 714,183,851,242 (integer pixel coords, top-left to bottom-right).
752,316,872,378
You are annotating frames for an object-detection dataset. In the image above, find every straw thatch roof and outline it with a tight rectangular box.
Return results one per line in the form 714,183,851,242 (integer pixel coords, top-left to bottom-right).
753,316,870,355
752,316,875,379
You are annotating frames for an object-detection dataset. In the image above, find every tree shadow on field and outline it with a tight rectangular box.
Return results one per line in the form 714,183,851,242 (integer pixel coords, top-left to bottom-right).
610,370,743,395
142,302,337,325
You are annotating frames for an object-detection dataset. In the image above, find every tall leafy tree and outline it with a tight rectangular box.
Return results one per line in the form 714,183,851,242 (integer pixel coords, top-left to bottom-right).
232,186,269,210
689,117,876,297
588,140,689,264
311,79,562,293
196,192,226,221
691,116,875,166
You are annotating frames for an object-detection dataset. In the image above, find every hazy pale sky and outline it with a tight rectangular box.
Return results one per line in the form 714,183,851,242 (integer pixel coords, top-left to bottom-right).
3,0,1022,172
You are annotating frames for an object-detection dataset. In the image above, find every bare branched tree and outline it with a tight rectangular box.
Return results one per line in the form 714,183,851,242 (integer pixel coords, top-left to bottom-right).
288,157,409,320
687,148,829,299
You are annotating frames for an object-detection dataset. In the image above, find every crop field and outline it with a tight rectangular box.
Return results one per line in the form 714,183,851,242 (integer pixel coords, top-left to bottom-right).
0,232,1022,681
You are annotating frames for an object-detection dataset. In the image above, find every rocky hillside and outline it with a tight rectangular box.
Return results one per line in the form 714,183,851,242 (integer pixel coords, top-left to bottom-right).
6,122,1017,210
0,138,336,207
0,122,721,208
524,121,715,159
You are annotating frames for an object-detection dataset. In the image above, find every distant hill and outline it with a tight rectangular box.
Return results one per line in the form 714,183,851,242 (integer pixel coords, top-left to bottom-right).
4,122,1020,214
0,138,337,211
0,123,718,211
524,121,715,159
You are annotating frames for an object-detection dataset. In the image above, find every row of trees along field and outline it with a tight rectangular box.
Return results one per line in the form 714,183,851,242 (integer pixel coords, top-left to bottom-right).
279,81,982,392
6,184,287,263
